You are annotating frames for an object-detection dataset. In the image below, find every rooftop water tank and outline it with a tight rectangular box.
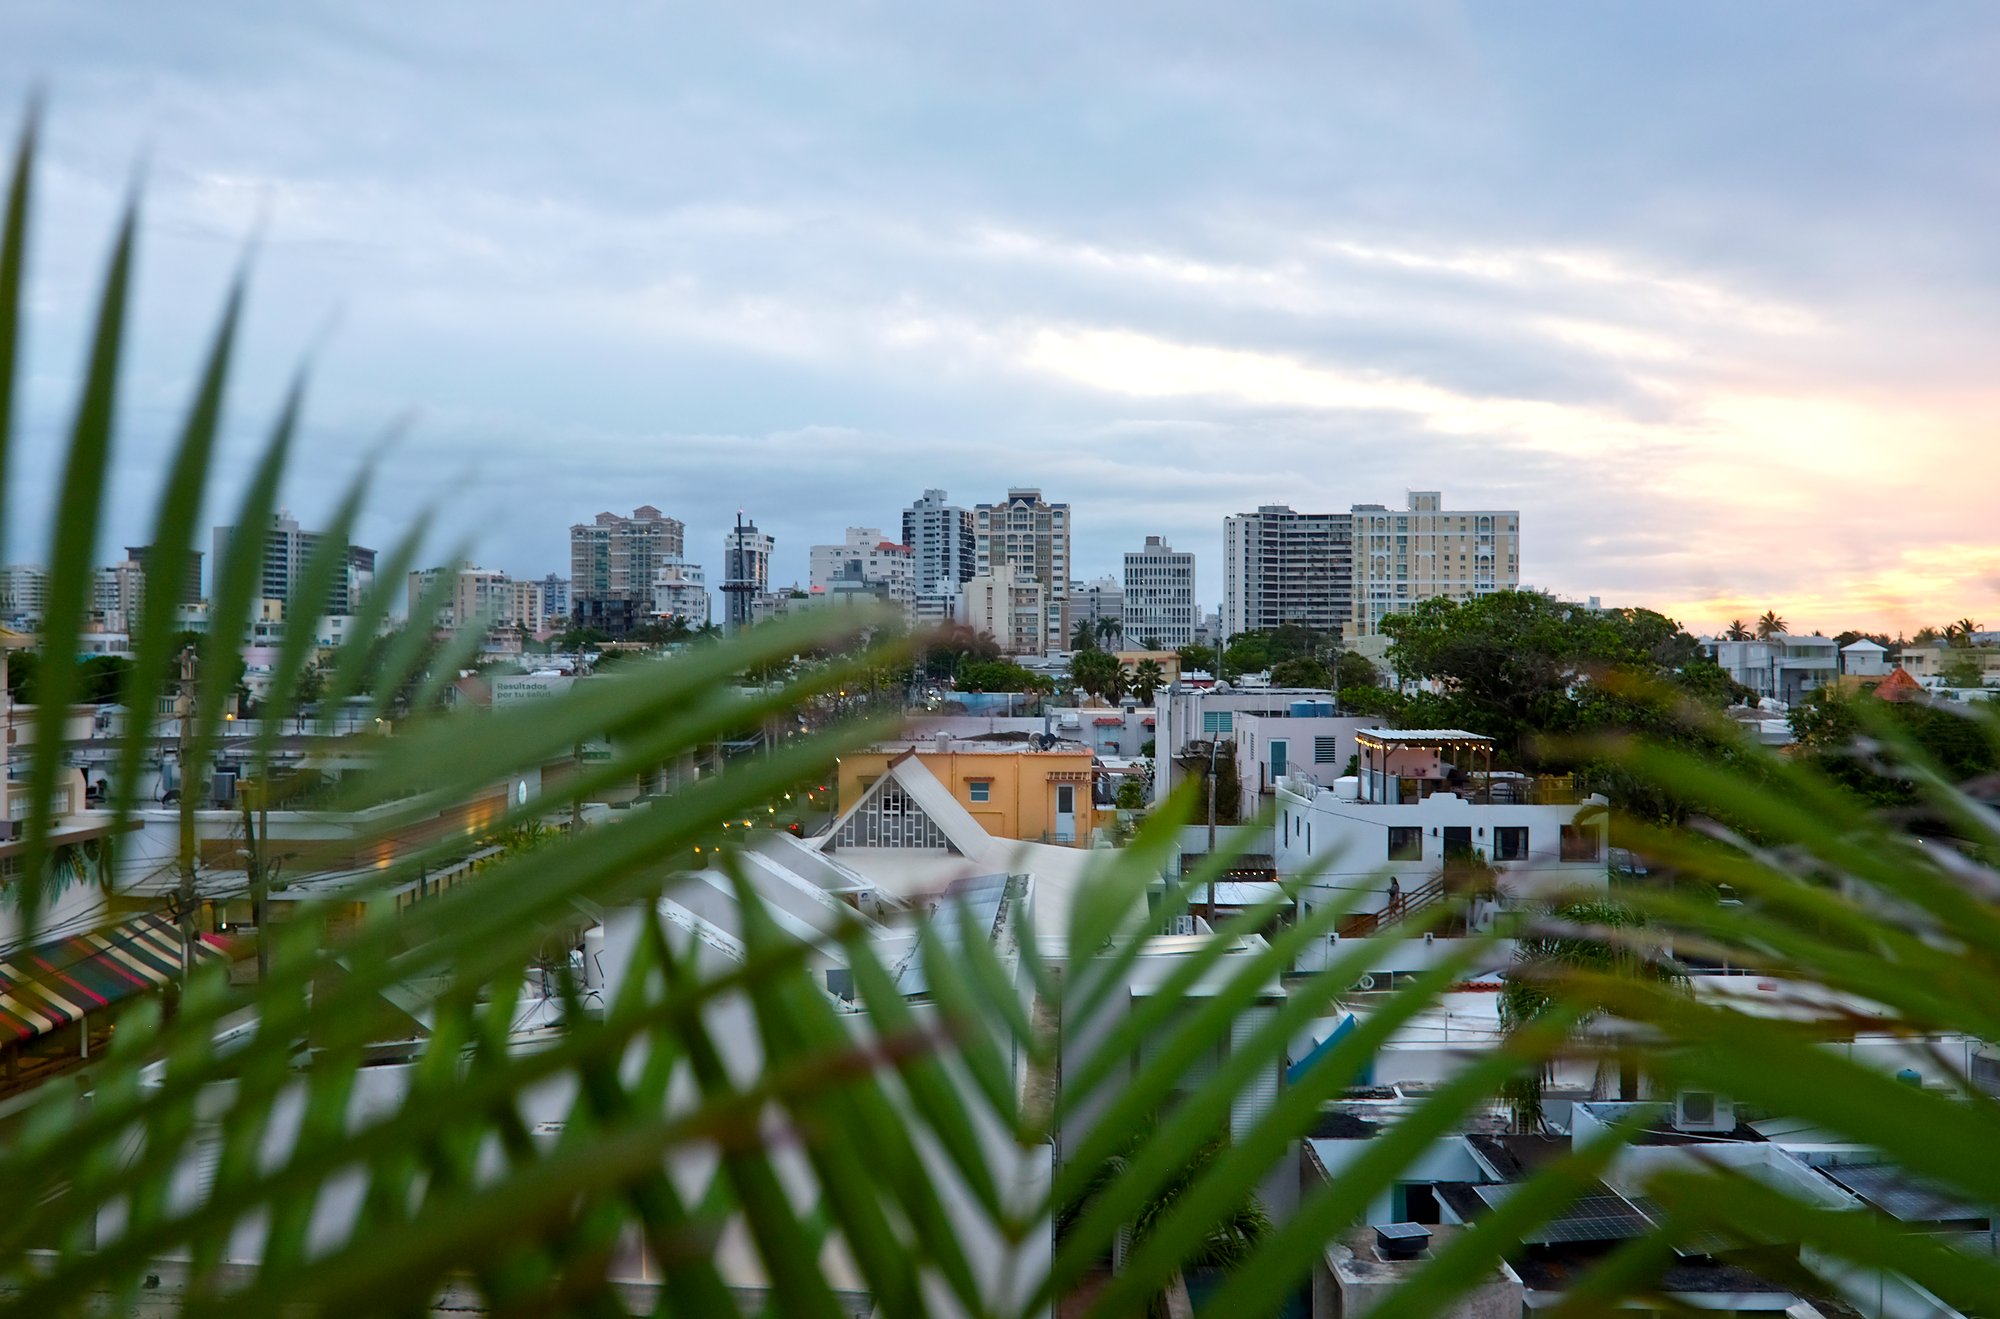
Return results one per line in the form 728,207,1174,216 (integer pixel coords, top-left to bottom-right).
1333,776,1361,801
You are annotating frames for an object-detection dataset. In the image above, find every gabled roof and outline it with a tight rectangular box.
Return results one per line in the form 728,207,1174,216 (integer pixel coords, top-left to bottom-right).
819,750,994,857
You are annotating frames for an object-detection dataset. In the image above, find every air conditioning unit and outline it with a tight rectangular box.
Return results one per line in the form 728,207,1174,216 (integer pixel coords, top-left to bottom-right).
1674,1089,1734,1133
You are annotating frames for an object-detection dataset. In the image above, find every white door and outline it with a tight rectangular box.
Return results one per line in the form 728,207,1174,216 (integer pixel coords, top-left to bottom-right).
1054,783,1076,842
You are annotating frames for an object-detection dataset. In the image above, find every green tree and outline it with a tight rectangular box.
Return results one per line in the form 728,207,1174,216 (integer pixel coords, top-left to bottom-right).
1094,616,1123,648
1114,777,1148,811
1755,610,1787,638
1723,618,1751,641
1335,650,1380,691
1267,655,1328,688
1071,617,1098,652
1942,652,1984,688
1128,658,1165,705
1071,648,1123,701
1176,642,1216,676
957,656,1051,692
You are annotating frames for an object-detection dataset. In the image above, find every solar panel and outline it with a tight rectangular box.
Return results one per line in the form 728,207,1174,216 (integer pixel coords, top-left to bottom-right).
1473,1180,1651,1244
1822,1164,1991,1225
1624,1191,1745,1257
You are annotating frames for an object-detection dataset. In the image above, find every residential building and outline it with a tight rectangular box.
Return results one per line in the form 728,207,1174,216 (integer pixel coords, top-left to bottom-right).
1222,505,1352,638
1703,633,1839,705
539,573,570,623
834,735,1099,847
902,489,976,623
973,488,1070,653
211,511,368,619
959,563,1048,656
124,544,203,605
1070,575,1124,644
1122,536,1196,649
652,558,709,625
91,559,146,632
570,506,686,635
1347,492,1521,638
808,528,915,619
0,564,46,627
409,565,543,634
1840,638,1889,676
1275,728,1609,934
720,518,774,635
1896,642,2000,688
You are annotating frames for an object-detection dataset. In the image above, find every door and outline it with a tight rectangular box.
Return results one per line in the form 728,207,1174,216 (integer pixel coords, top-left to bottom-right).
1054,783,1076,842
1270,739,1287,783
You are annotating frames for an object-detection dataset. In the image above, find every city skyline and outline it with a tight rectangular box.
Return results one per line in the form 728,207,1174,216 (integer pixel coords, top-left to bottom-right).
1,6,1996,636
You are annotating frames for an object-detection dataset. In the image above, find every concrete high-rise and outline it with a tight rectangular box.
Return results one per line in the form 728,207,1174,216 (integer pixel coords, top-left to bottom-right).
1122,536,1196,649
809,528,914,620
720,517,774,636
973,489,1070,654
1221,506,1353,638
211,511,370,619
901,490,976,600
959,564,1048,657
124,544,203,605
1347,491,1520,637
1221,491,1520,642
570,507,685,608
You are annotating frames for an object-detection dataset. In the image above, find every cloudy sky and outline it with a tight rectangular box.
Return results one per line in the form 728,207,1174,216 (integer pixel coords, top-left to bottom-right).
4,3,1997,635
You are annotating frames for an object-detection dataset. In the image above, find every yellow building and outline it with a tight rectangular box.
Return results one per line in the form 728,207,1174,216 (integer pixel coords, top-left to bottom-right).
1112,650,1181,686
836,741,1098,846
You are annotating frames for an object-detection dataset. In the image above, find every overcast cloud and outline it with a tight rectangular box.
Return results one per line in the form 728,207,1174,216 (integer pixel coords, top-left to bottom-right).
4,3,1997,634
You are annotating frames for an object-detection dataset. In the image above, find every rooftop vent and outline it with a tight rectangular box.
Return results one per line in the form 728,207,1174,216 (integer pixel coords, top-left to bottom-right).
1374,1222,1431,1260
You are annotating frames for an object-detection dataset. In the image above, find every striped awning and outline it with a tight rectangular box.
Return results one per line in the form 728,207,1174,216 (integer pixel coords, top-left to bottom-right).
0,913,227,1043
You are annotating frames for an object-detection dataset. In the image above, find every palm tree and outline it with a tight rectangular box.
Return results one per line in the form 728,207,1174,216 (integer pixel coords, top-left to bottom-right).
1071,617,1098,653
1723,619,1751,641
1755,610,1787,639
1949,617,1982,647
1129,658,1165,705
17,111,2000,1319
1095,615,1123,649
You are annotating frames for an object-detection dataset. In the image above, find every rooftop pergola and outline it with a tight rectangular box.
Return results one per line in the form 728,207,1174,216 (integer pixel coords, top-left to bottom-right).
1354,729,1495,804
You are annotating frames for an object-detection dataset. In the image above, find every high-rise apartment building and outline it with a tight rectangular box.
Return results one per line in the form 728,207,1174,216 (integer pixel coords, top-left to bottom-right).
973,489,1070,653
1346,491,1519,637
539,574,570,622
809,528,915,619
1222,491,1519,641
569,506,686,617
0,565,46,627
1122,536,1197,649
91,559,147,632
409,564,539,633
959,564,1048,657
1221,505,1353,638
1070,576,1124,643
653,559,709,624
720,518,774,636
901,490,976,617
211,511,370,619
124,544,203,605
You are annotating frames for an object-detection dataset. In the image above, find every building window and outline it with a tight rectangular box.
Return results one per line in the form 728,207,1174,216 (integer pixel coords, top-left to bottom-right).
1493,826,1528,861
967,780,991,803
1387,827,1423,862
1202,710,1233,735
1560,824,1601,863
1314,736,1341,764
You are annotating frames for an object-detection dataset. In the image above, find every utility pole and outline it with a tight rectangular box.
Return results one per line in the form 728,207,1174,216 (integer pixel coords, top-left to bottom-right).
175,646,198,976
1206,734,1220,919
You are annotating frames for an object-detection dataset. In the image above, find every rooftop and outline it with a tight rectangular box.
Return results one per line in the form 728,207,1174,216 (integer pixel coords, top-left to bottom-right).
1355,728,1493,745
